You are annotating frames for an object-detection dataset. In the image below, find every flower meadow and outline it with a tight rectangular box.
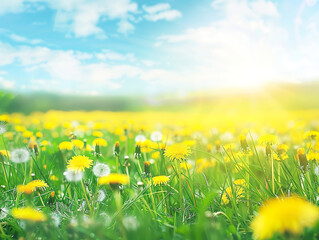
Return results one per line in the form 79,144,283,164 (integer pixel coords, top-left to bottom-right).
0,110,319,239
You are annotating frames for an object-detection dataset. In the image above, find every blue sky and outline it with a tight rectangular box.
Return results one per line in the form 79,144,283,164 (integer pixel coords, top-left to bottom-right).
0,0,318,95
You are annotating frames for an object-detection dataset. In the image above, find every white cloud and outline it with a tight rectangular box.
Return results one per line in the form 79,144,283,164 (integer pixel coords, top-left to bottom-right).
143,3,171,14
0,0,25,15
0,41,180,93
117,20,135,35
0,0,138,37
0,77,15,89
143,3,182,21
140,69,182,83
51,0,139,37
10,34,42,44
156,0,319,88
96,50,135,62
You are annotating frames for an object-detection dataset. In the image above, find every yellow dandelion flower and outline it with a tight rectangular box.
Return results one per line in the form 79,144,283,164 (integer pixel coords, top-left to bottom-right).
183,140,196,147
0,114,10,122
234,179,246,186
206,143,213,152
17,184,34,194
277,144,288,153
251,196,319,239
180,162,192,170
221,182,244,205
62,122,72,129
72,139,84,149
36,132,43,138
59,141,73,150
273,152,289,161
17,180,48,194
50,175,58,181
27,180,48,190
12,207,47,222
44,122,56,130
67,155,93,172
258,134,278,146
93,138,107,147
164,143,191,161
303,130,319,140
152,176,170,186
85,144,92,151
0,150,10,157
41,140,49,146
114,127,124,135
151,151,160,159
307,151,319,162
141,139,153,153
93,131,103,138
98,173,129,185
15,125,26,132
23,131,33,138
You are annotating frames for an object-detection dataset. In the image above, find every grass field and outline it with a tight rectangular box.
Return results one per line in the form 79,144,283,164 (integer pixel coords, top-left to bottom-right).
0,107,319,239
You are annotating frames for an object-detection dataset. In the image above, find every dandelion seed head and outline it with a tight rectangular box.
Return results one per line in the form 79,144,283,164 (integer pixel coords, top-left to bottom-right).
93,162,110,177
150,131,162,142
97,190,106,202
11,148,30,163
0,122,7,134
135,135,146,143
64,169,84,182
51,212,61,227
0,207,8,220
123,216,139,231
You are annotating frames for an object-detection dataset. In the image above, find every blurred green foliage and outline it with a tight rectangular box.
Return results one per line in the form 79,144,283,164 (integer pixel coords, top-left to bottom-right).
1,81,319,114
0,92,15,112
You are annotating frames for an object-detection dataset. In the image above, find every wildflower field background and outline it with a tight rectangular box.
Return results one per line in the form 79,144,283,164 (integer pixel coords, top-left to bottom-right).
1,84,319,239
1,0,319,239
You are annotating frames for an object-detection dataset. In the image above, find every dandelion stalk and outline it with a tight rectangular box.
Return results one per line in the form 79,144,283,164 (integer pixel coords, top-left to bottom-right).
80,180,92,215
149,184,157,214
246,154,250,211
114,190,127,240
176,161,183,216
116,156,119,173
278,161,281,187
1,135,9,187
271,154,275,193
0,158,9,187
38,192,45,207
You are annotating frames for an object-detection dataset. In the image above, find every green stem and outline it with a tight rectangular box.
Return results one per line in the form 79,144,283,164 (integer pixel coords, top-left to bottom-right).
81,180,92,215
271,155,274,194
116,156,119,173
176,161,183,219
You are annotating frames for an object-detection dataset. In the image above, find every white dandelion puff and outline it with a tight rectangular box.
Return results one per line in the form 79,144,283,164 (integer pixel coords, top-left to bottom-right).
51,212,61,227
0,207,8,220
99,212,111,226
0,122,6,135
93,162,110,177
123,216,139,231
64,169,84,182
135,135,146,143
150,131,162,142
11,148,30,163
97,190,106,202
